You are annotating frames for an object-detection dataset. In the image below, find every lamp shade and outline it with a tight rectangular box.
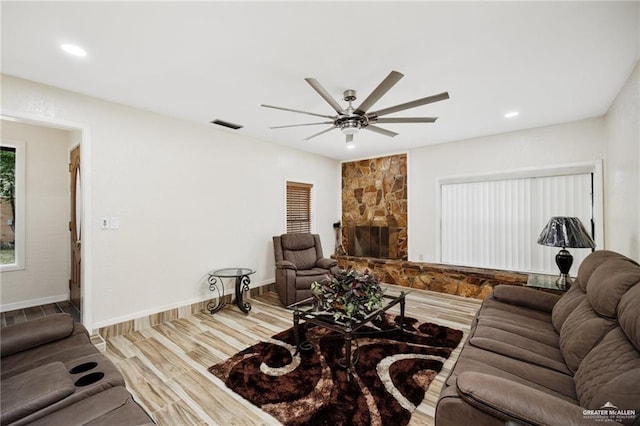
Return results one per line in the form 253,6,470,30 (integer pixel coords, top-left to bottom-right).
537,217,595,249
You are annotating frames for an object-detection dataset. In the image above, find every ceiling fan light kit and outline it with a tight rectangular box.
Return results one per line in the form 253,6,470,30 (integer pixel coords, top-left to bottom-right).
341,124,360,135
262,71,449,146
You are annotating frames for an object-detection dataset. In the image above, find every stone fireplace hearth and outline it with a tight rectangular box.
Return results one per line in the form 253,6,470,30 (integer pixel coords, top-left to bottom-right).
332,255,531,300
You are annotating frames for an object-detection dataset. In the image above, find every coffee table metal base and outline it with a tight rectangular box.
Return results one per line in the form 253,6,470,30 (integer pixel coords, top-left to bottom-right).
291,292,407,380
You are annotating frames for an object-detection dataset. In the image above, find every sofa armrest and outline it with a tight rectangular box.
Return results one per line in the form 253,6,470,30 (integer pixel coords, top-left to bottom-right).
276,260,297,270
1,313,76,358
491,285,561,313
316,257,338,269
456,372,607,425
1,361,75,425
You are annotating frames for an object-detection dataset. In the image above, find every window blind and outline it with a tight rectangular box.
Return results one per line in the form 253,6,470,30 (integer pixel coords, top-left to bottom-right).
440,172,593,276
286,181,312,233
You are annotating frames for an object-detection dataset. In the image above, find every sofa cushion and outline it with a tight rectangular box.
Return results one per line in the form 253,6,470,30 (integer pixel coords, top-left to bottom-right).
575,250,632,291
446,345,578,401
280,233,316,251
491,285,560,313
25,387,154,426
551,284,586,332
469,326,569,374
587,258,640,319
478,297,554,326
11,354,127,425
1,332,97,380
283,246,317,270
0,362,75,425
619,283,640,351
559,299,616,373
475,317,559,348
574,327,640,412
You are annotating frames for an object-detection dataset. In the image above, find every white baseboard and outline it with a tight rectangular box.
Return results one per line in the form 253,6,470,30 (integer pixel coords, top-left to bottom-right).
92,279,274,330
0,293,69,313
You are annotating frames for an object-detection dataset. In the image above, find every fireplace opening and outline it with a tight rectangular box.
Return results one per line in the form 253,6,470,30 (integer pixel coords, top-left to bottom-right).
349,226,390,259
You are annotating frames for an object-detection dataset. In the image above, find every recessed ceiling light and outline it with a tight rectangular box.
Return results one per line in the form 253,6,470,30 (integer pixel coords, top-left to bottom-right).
346,143,356,150
504,111,519,118
61,44,87,57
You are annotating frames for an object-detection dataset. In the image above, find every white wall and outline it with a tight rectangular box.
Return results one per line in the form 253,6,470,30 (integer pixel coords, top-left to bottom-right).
1,120,71,309
409,118,606,263
409,62,640,264
1,74,341,329
604,61,640,260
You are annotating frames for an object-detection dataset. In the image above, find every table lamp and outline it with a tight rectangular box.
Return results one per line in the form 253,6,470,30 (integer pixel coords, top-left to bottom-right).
537,217,595,287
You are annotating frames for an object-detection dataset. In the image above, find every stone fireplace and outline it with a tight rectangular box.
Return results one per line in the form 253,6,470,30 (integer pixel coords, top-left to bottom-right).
341,154,407,260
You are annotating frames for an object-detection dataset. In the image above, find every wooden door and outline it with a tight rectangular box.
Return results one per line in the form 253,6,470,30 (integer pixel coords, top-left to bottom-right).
69,146,81,312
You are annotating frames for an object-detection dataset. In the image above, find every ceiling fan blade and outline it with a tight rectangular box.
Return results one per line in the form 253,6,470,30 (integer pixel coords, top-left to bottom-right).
305,78,346,115
346,134,354,143
270,121,333,129
354,71,404,116
304,126,336,141
375,117,438,123
261,104,334,119
365,125,398,138
372,92,450,117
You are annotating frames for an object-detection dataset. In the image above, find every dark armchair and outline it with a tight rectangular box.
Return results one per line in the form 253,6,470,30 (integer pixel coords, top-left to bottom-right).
273,233,339,306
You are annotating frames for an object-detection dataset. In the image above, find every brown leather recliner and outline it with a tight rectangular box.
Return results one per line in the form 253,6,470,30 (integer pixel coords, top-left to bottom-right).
273,233,340,306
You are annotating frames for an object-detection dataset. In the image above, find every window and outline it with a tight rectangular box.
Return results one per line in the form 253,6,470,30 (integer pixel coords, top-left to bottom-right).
1,139,26,271
440,165,597,276
286,181,313,233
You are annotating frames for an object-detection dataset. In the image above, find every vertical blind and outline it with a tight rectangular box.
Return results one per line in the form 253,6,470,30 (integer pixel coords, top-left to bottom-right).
440,172,593,276
286,181,312,233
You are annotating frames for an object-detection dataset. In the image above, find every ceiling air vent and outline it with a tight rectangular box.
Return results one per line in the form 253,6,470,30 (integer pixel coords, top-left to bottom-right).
210,119,243,130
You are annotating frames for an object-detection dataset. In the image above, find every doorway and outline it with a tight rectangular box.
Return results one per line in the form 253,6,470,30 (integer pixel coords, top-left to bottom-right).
69,145,81,313
0,113,92,329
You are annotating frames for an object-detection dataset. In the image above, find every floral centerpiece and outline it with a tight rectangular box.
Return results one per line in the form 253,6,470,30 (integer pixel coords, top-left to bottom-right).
310,268,384,321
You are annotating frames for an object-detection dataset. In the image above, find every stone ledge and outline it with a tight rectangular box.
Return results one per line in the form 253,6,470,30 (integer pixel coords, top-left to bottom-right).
332,255,527,300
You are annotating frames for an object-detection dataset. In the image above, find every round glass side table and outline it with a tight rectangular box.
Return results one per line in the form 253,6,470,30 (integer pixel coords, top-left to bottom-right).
207,268,255,314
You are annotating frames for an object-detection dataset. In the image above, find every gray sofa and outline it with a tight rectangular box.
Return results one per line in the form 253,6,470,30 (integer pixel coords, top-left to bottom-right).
436,250,640,426
0,313,153,425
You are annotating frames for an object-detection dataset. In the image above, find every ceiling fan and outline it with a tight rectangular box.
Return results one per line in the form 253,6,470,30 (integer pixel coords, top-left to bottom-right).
261,71,449,144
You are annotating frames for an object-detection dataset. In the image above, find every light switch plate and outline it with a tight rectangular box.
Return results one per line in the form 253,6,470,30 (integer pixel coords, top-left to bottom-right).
110,216,120,230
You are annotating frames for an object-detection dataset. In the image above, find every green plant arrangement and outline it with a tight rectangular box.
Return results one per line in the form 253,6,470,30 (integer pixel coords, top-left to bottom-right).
310,268,384,321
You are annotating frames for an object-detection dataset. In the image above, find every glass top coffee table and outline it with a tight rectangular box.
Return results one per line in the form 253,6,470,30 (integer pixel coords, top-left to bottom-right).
288,290,408,379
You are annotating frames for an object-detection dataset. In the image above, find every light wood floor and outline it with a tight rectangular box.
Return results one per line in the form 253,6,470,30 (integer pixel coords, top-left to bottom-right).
104,286,481,425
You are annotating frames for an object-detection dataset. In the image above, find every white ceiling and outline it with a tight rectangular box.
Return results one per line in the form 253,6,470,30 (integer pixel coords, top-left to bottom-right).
2,1,639,161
